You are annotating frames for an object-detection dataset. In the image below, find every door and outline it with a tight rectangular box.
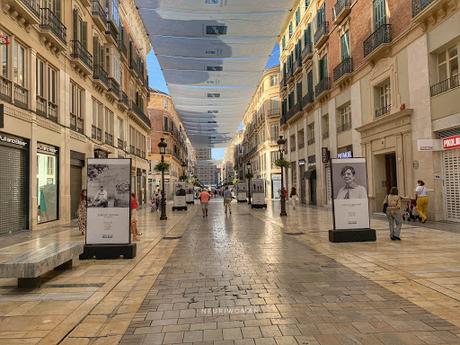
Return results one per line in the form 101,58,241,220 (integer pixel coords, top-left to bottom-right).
299,165,306,204
373,0,387,29
0,145,28,234
385,152,397,194
309,169,317,205
443,149,460,222
70,165,82,219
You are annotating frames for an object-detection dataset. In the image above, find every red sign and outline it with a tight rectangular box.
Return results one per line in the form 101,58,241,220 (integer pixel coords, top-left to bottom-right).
443,135,460,149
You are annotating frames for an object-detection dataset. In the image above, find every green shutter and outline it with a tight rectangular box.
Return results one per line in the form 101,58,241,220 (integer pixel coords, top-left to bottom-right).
72,9,78,41
81,22,87,48
373,0,386,29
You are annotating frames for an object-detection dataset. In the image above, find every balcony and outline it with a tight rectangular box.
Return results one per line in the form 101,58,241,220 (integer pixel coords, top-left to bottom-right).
105,132,114,146
36,96,58,122
375,104,391,117
307,137,315,146
117,138,124,149
302,43,313,61
92,0,107,31
412,0,446,21
286,102,302,121
333,0,351,25
302,92,314,109
280,76,287,88
119,38,128,61
130,101,151,128
91,125,102,141
70,113,84,134
70,40,93,75
0,76,12,103
333,57,353,83
93,64,109,90
266,108,280,118
3,0,40,26
314,22,329,49
117,91,129,110
13,83,28,109
294,59,302,75
337,122,352,133
431,75,459,96
39,8,67,50
363,24,391,60
107,78,120,98
315,78,331,98
106,20,118,45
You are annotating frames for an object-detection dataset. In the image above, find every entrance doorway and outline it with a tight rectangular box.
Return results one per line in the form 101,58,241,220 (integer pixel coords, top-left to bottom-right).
309,169,317,205
385,152,397,194
299,164,306,204
70,151,85,219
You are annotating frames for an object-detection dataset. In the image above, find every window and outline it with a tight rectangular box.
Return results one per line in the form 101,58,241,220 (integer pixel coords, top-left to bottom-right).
43,0,62,19
337,104,351,132
295,8,301,26
319,55,328,80
374,79,391,117
304,24,312,48
316,3,326,28
270,124,279,141
271,151,280,168
206,25,227,35
270,74,278,86
107,0,120,27
298,129,305,149
305,0,310,9
92,97,103,139
13,40,26,87
48,67,57,105
373,0,387,29
437,46,458,82
322,115,329,138
36,58,58,120
289,22,293,38
104,108,114,145
307,123,315,145
0,30,8,78
37,145,59,224
163,99,168,109
163,116,169,132
36,58,45,98
282,35,286,50
296,82,302,104
70,81,84,132
290,134,296,152
72,8,88,47
291,162,297,186
118,117,124,142
341,31,350,60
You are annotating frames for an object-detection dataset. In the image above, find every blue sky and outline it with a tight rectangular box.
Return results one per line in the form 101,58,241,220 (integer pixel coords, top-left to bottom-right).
147,44,280,160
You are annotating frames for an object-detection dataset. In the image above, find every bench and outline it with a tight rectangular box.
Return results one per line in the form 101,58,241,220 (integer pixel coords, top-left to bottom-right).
0,242,84,288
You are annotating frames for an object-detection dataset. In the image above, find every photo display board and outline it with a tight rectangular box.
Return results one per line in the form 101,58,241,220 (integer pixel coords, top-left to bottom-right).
86,158,131,245
251,179,266,206
174,182,187,208
331,158,370,230
186,184,194,203
237,183,247,202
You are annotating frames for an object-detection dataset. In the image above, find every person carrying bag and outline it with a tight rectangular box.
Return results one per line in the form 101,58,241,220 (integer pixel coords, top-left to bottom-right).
383,187,402,241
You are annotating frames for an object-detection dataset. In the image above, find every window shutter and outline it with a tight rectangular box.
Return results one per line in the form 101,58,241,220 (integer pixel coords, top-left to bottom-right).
93,37,99,66
81,22,87,48
55,0,62,19
73,9,78,41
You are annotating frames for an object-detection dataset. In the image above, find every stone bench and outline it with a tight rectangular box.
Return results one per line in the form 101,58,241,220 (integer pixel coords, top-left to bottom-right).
0,242,84,288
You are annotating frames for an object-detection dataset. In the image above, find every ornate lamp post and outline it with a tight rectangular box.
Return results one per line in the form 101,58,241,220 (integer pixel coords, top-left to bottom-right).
246,161,252,204
158,138,168,220
277,136,287,217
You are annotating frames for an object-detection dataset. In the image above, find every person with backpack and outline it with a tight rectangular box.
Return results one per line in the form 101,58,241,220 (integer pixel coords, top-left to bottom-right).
383,187,402,241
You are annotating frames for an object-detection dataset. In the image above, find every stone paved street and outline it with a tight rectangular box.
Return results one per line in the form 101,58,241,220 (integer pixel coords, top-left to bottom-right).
120,201,460,345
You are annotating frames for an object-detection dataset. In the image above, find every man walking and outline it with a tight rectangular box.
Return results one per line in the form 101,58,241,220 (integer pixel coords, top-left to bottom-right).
199,189,211,218
223,186,233,215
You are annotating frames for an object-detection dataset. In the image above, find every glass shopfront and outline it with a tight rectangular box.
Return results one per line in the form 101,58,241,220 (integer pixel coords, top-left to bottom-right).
37,143,59,224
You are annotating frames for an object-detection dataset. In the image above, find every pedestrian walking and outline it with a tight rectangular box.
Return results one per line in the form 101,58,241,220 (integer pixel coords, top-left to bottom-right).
131,193,142,240
199,189,211,218
77,189,87,235
289,187,298,209
223,186,233,215
383,187,402,241
415,180,428,223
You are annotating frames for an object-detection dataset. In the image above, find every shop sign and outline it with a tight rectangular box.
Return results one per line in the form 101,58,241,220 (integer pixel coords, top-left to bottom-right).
298,159,306,166
38,143,58,154
337,151,353,159
321,147,330,163
0,133,27,147
417,139,442,151
443,135,460,150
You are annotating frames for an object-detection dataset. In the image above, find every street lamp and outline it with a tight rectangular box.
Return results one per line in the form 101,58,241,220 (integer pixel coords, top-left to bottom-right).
246,161,252,204
277,136,287,217
158,138,168,220
181,160,187,179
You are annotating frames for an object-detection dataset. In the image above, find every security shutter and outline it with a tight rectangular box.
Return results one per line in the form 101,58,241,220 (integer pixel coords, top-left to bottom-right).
443,149,460,222
325,165,332,204
0,145,28,234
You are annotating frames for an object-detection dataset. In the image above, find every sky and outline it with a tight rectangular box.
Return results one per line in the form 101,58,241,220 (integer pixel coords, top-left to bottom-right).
147,44,280,160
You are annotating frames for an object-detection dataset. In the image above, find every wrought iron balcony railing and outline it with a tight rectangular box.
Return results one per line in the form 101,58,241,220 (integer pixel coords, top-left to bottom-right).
375,104,391,117
108,78,120,96
20,0,40,17
337,122,352,133
130,101,151,127
0,76,12,102
302,42,313,59
430,75,459,96
333,0,351,21
314,21,329,45
40,7,66,44
105,132,114,146
93,64,109,87
71,40,93,70
91,0,106,23
412,0,435,17
14,83,28,109
315,77,331,97
363,24,391,57
333,57,353,81
70,113,84,133
117,138,124,149
302,92,314,107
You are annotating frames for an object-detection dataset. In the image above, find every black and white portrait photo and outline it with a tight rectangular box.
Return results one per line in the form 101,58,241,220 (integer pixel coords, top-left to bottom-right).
332,162,368,200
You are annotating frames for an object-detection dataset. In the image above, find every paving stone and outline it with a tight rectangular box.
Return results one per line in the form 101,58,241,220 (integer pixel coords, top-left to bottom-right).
223,328,243,340
163,331,184,344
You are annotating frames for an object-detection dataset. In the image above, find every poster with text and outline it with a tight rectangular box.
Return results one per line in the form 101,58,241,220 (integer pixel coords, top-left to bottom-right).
86,158,131,245
237,183,247,201
331,158,370,230
186,184,194,203
174,182,187,208
252,179,266,205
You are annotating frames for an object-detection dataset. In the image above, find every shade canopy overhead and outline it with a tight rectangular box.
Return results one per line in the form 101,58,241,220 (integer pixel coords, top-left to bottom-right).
137,0,294,148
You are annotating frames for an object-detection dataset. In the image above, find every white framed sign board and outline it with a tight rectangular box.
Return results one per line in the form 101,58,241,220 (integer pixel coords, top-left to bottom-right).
236,182,247,202
186,184,194,204
251,179,267,208
86,158,131,245
173,181,187,211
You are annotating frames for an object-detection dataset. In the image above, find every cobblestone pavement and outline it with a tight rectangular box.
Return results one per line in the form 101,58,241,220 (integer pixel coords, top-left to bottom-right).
120,201,460,345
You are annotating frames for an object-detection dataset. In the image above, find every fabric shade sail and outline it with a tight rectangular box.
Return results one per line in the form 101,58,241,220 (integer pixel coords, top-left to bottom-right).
137,0,295,147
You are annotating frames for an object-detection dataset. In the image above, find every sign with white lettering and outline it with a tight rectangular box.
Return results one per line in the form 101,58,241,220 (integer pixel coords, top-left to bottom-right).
337,151,353,159
443,135,460,150
86,158,131,245
0,133,27,147
417,139,442,151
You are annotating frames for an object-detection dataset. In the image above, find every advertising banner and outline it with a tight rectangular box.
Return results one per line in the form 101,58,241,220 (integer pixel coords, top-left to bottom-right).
236,182,247,202
251,179,266,206
173,181,187,210
331,158,370,230
186,184,194,204
86,158,131,245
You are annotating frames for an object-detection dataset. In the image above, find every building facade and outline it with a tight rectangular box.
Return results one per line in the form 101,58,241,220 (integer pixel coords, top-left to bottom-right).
147,90,190,199
0,0,151,234
279,0,459,221
239,66,282,200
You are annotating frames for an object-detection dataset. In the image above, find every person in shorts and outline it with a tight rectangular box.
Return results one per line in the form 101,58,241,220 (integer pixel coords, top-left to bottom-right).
223,187,233,215
199,189,211,218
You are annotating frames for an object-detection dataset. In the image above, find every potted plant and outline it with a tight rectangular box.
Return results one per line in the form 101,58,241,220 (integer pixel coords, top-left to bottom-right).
154,161,170,172
274,158,290,169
